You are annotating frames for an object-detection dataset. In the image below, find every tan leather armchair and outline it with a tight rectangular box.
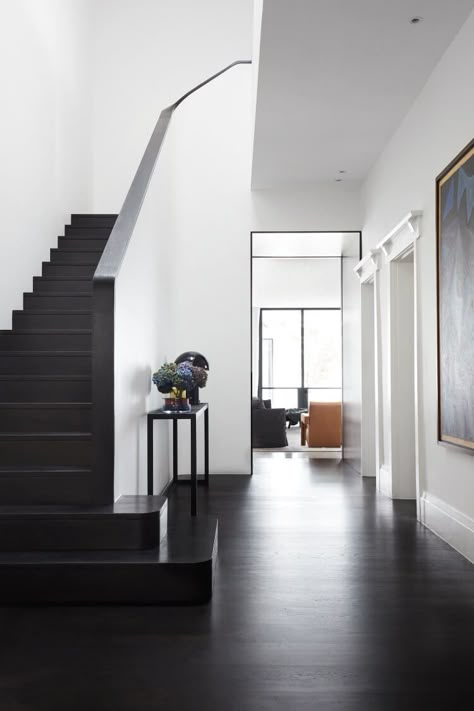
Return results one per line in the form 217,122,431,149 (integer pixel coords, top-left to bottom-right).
301,402,342,447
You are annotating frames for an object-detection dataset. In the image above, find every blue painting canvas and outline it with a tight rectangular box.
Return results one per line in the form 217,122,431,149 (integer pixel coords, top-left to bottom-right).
438,141,474,450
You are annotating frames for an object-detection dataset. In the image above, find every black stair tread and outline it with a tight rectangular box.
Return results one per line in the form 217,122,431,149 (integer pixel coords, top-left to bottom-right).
0,514,217,564
58,239,108,244
56,241,107,251
0,351,91,356
0,330,92,335
71,214,117,219
0,465,91,473
34,276,92,281
43,259,97,268
44,261,99,266
24,292,92,299
0,402,91,408
52,248,103,253
58,238,112,243
0,495,166,519
70,216,117,225
0,432,92,441
65,227,113,237
0,375,90,380
65,224,113,231
13,309,92,315
32,280,92,294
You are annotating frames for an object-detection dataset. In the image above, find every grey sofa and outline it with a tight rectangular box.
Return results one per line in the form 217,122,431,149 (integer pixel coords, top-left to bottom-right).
251,398,288,448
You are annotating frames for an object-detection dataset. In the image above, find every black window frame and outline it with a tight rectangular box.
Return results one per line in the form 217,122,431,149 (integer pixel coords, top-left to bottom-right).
258,307,342,407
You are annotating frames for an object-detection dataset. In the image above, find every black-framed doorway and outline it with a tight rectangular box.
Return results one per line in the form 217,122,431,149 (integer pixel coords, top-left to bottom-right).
250,230,362,473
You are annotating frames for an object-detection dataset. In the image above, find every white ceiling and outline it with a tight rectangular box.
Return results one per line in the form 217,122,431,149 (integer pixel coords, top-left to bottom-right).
252,0,474,188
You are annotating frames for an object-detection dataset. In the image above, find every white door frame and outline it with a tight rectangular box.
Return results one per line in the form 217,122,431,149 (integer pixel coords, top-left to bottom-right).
377,212,423,508
356,212,423,510
354,250,382,481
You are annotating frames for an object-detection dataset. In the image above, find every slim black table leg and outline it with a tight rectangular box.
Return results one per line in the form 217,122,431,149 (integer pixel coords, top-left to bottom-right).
191,417,197,516
147,417,154,495
204,406,209,486
173,419,178,483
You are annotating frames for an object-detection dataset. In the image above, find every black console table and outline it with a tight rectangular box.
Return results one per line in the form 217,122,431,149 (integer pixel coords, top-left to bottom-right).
147,404,209,516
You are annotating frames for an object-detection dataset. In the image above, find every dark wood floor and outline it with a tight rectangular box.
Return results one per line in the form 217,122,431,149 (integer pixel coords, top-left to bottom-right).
1,454,474,710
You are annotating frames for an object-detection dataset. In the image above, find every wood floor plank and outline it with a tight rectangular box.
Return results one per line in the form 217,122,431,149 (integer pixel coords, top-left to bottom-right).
0,455,473,709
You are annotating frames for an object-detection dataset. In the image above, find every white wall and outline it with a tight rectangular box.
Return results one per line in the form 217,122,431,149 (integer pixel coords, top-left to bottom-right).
252,259,341,308
170,67,361,475
0,0,92,328
170,66,253,476
251,184,361,232
342,256,361,472
89,0,362,480
390,258,416,499
114,123,175,499
362,9,474,560
90,0,254,212
360,282,376,477
88,0,255,485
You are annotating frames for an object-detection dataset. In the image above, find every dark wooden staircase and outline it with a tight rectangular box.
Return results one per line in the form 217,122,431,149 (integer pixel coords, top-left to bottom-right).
0,214,115,505
0,214,216,603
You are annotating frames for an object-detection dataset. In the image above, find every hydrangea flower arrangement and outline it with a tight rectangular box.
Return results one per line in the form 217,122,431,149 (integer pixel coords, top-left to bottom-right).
152,362,177,394
152,361,208,398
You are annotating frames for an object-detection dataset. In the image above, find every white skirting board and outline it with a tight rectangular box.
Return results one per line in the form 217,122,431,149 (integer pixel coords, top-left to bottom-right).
419,493,474,564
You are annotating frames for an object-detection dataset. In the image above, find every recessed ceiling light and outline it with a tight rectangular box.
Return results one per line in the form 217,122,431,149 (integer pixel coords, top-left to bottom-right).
335,178,343,182
339,170,346,174
410,16,423,24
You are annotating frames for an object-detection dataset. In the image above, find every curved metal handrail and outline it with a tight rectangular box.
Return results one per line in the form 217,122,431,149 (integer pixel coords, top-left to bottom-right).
94,60,251,283
91,60,251,502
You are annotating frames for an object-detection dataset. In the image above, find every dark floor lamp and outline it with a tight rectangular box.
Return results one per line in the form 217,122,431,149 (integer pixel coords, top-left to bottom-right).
175,351,209,405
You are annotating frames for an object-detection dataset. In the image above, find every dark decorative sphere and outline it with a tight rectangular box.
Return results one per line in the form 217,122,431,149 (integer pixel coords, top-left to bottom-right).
175,351,209,370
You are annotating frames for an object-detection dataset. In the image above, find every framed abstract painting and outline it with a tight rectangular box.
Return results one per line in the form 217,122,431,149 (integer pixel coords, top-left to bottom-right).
436,138,474,451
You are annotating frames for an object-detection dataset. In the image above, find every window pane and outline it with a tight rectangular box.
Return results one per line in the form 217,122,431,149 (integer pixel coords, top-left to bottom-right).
304,311,341,387
262,389,298,409
261,310,301,387
307,388,341,403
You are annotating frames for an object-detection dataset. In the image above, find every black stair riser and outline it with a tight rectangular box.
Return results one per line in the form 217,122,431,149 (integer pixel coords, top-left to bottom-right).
0,470,94,505
0,515,217,603
0,378,91,402
0,354,91,376
0,512,165,552
0,562,214,604
50,250,102,266
0,407,91,433
42,263,96,279
0,333,91,350
71,214,117,229
0,439,92,467
33,277,92,294
13,311,92,329
58,237,108,250
24,294,92,310
65,226,113,238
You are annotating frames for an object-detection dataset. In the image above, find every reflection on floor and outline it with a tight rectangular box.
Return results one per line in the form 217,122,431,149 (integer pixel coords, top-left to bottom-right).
2,456,472,709
253,424,342,457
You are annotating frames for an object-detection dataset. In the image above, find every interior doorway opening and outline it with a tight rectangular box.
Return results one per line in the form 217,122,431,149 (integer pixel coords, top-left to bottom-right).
390,250,417,498
360,279,377,478
251,231,361,465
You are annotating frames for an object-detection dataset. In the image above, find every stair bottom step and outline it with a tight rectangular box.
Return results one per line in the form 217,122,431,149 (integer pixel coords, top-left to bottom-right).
0,495,168,551
0,515,217,604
